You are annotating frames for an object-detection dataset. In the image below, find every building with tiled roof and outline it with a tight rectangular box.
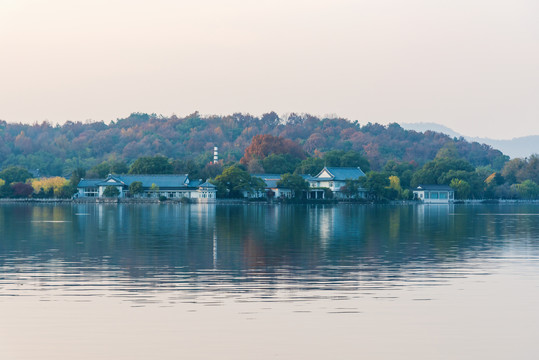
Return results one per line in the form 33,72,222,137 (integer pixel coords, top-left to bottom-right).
308,167,367,199
413,185,454,203
76,174,216,201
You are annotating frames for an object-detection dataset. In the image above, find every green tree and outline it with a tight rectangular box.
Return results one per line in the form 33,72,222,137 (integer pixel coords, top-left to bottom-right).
212,165,253,198
384,160,416,188
277,173,309,199
0,166,32,184
360,172,390,200
512,180,539,199
0,183,13,198
323,150,370,172
262,154,299,174
103,185,120,197
70,167,86,188
57,184,76,198
435,143,460,160
129,156,173,174
501,158,526,185
295,157,325,176
129,181,144,197
340,179,361,199
388,175,403,199
89,160,128,178
150,183,160,197
450,178,471,199
411,158,475,188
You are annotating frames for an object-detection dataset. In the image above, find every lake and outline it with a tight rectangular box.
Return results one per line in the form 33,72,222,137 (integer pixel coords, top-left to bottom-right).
1,203,538,359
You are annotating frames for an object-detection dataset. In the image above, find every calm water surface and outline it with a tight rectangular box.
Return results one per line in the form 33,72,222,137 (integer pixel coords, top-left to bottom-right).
1,203,538,359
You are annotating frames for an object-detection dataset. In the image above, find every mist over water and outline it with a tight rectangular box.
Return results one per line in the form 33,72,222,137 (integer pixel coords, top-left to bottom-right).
1,203,538,359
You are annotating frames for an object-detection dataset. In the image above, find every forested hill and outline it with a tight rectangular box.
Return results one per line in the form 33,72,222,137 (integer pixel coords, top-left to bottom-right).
0,112,507,176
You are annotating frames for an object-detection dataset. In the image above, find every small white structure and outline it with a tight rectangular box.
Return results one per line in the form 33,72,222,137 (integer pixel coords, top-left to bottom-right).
213,146,219,164
77,174,216,201
307,167,367,199
413,185,454,203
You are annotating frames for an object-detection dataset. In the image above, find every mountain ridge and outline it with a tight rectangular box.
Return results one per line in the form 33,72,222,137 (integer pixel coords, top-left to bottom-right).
401,122,539,159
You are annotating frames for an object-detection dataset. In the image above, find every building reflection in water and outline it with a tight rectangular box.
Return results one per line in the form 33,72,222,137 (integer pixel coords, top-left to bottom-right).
1,203,539,303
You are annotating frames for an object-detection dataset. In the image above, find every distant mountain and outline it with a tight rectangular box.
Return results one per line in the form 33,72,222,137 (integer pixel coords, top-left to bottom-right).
401,122,539,159
400,123,462,139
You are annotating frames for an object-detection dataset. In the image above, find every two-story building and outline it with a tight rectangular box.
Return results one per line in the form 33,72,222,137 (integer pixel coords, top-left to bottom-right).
307,167,367,199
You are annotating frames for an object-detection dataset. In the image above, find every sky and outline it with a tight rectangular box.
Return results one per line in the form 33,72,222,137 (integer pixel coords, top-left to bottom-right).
0,0,537,139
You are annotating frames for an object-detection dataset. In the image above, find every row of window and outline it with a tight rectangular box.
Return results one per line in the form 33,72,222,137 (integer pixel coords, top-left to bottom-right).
423,191,453,199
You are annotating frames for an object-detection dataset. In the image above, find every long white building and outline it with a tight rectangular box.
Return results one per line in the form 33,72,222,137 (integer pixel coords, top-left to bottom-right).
76,174,216,201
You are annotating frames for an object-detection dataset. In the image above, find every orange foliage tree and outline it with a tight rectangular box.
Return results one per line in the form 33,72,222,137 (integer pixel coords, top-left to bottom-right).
240,134,306,165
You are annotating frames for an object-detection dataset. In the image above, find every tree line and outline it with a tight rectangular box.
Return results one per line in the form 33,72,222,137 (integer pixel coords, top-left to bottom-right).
1,133,538,200
0,112,507,177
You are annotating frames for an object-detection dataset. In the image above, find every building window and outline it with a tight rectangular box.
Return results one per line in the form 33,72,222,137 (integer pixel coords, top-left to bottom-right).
424,192,429,199
440,192,448,199
431,192,439,199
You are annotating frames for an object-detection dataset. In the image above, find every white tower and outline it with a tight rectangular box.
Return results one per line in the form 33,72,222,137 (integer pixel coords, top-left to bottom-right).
213,146,218,164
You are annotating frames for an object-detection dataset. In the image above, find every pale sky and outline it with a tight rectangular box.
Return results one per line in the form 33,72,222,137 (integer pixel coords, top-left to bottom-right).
0,0,537,139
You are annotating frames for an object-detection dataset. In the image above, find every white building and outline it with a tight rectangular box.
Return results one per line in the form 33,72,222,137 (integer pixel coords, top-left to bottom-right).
413,185,454,203
307,167,367,199
76,174,216,201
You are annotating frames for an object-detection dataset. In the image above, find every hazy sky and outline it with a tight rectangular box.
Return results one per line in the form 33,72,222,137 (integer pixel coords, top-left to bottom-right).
0,0,537,139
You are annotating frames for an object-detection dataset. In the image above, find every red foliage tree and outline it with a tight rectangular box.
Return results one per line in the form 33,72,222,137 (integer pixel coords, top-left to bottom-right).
11,182,34,198
240,134,306,165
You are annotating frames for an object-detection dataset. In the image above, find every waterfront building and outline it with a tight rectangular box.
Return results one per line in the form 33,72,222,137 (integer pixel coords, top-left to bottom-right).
76,174,216,201
307,167,367,199
413,184,454,203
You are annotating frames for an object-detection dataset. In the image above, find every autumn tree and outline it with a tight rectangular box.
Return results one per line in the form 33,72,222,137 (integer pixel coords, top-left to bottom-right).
30,177,69,198
11,182,34,198
240,134,305,165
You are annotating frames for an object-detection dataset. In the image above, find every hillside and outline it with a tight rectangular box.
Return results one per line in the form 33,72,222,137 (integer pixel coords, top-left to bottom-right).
0,112,508,176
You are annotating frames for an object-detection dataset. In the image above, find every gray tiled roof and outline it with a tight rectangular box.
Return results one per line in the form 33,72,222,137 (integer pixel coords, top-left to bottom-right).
415,184,454,191
77,179,101,188
199,181,217,188
252,174,283,188
314,167,366,181
90,174,190,188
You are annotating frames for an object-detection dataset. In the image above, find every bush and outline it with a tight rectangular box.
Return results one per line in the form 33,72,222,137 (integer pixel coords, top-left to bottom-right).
159,195,167,202
180,197,191,204
103,185,120,197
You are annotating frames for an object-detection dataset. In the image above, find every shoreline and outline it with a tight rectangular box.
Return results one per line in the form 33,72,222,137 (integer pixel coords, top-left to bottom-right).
1,198,539,205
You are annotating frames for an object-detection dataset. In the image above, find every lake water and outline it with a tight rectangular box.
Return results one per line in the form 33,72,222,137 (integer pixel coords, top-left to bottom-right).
1,203,538,359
